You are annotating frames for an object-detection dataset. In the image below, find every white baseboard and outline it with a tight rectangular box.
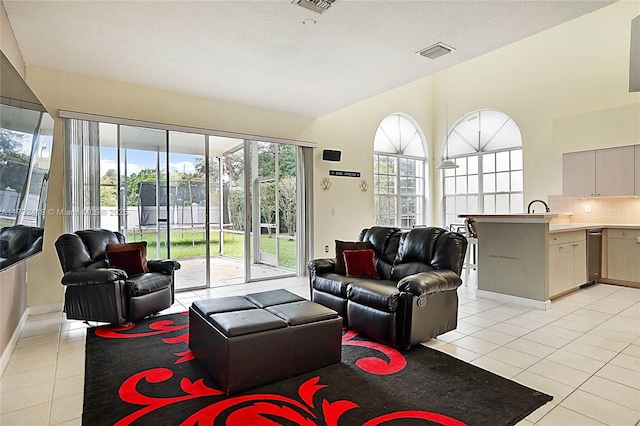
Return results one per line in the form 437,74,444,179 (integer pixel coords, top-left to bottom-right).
1,308,29,376
28,302,64,315
476,290,551,310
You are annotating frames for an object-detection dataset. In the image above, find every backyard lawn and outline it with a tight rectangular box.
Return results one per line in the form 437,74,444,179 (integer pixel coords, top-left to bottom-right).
130,229,297,269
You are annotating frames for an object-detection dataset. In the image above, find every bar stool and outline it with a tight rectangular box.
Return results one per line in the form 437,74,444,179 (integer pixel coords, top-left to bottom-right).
464,218,478,280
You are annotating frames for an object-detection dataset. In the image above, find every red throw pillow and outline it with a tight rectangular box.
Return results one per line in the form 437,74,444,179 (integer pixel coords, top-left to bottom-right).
343,249,379,279
106,249,145,276
106,242,149,272
335,240,373,275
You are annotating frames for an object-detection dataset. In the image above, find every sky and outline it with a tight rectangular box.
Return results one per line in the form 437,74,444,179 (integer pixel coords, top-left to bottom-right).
100,147,198,177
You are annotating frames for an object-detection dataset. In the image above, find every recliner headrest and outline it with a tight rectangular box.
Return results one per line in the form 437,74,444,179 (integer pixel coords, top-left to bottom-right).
76,229,123,262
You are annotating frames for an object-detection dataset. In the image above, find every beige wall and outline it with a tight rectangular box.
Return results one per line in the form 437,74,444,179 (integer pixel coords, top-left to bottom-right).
1,1,23,77
0,1,27,358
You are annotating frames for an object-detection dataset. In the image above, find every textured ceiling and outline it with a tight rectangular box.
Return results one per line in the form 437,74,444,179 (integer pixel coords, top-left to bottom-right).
4,0,614,118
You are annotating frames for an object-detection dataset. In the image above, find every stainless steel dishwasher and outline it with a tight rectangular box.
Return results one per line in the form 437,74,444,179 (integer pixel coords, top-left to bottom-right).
586,229,603,284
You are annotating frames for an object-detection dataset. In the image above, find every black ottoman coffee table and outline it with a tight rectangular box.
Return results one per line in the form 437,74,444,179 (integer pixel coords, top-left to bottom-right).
189,289,342,395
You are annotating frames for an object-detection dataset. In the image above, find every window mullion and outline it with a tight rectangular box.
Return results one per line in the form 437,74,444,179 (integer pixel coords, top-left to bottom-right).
478,153,484,213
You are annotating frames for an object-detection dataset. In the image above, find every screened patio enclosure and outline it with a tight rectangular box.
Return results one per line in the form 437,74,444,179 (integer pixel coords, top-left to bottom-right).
64,116,312,291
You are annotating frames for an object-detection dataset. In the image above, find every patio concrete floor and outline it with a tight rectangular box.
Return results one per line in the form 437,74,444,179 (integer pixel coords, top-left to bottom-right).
173,256,296,291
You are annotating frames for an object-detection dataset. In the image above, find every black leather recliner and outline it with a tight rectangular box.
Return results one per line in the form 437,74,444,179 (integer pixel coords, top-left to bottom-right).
308,226,467,349
55,229,180,324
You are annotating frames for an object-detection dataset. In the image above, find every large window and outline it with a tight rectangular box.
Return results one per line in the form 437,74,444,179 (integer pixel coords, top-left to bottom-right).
443,110,523,226
374,114,427,229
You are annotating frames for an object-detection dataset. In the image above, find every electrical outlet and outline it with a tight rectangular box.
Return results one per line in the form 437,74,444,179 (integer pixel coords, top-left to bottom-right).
585,204,592,213
325,245,329,253
331,208,336,216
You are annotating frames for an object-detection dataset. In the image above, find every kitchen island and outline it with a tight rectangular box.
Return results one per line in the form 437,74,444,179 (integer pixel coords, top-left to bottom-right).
458,214,557,310
459,214,640,309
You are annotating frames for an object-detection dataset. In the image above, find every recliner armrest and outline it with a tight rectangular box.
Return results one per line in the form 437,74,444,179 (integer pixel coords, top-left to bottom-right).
147,259,181,275
397,270,462,297
61,268,127,286
307,258,336,275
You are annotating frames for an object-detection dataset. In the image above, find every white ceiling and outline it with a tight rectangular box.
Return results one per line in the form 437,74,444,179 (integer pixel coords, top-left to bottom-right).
4,0,614,118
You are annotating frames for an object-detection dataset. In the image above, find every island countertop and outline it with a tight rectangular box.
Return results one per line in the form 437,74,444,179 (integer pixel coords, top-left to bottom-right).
457,213,573,223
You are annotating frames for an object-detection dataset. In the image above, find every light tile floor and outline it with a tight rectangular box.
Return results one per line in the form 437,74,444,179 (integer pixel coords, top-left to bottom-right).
1,272,639,425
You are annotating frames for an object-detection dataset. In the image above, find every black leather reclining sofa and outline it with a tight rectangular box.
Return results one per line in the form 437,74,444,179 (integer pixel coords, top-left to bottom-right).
308,226,467,349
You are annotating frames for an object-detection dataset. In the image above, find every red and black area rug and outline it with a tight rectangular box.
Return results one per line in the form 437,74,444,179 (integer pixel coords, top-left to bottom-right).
83,312,552,425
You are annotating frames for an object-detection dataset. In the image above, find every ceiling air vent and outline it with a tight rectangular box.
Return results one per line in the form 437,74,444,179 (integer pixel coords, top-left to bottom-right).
417,43,455,60
295,0,336,14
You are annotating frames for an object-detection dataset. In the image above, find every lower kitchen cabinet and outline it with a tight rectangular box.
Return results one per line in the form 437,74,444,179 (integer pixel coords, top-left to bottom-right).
607,229,640,282
549,231,586,298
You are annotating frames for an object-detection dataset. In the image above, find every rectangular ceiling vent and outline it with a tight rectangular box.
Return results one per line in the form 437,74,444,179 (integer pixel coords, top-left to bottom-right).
295,0,336,14
417,43,455,60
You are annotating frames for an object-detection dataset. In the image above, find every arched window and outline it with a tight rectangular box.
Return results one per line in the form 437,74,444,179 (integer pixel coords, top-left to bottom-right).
374,113,427,229
443,110,523,227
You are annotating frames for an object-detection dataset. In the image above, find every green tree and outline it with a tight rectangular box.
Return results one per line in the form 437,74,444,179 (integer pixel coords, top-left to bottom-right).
0,129,29,191
259,181,276,236
278,144,296,177
278,176,297,237
228,187,245,231
100,169,118,206
225,153,245,188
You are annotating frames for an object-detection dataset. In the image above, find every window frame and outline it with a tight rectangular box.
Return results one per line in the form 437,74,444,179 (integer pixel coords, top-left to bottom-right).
442,110,523,228
373,113,428,229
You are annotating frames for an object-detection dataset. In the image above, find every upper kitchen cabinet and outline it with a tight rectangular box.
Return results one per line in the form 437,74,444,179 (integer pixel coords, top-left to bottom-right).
563,145,636,197
563,150,595,197
596,146,636,196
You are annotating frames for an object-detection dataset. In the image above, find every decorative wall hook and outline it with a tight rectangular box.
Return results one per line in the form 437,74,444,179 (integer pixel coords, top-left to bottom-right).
320,177,332,190
360,180,369,192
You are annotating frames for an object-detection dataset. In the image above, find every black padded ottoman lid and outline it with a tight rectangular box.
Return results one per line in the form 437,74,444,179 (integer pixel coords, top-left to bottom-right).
209,309,287,337
193,296,257,316
243,289,304,308
266,301,339,326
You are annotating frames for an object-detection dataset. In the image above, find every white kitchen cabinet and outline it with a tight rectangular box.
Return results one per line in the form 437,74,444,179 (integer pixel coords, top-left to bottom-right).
595,146,636,196
563,145,636,197
607,229,640,282
549,231,586,298
562,150,596,197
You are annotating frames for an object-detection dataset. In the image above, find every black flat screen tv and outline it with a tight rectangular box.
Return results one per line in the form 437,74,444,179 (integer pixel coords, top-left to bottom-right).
0,51,54,271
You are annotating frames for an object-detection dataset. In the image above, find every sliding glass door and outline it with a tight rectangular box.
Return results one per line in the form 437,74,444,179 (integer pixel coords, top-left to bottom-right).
66,116,309,292
248,141,297,281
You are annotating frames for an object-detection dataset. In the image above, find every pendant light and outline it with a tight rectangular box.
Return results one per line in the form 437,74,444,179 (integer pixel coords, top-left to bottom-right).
437,71,459,169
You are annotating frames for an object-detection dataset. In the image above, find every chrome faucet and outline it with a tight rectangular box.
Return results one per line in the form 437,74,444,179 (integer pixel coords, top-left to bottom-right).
527,199,550,214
